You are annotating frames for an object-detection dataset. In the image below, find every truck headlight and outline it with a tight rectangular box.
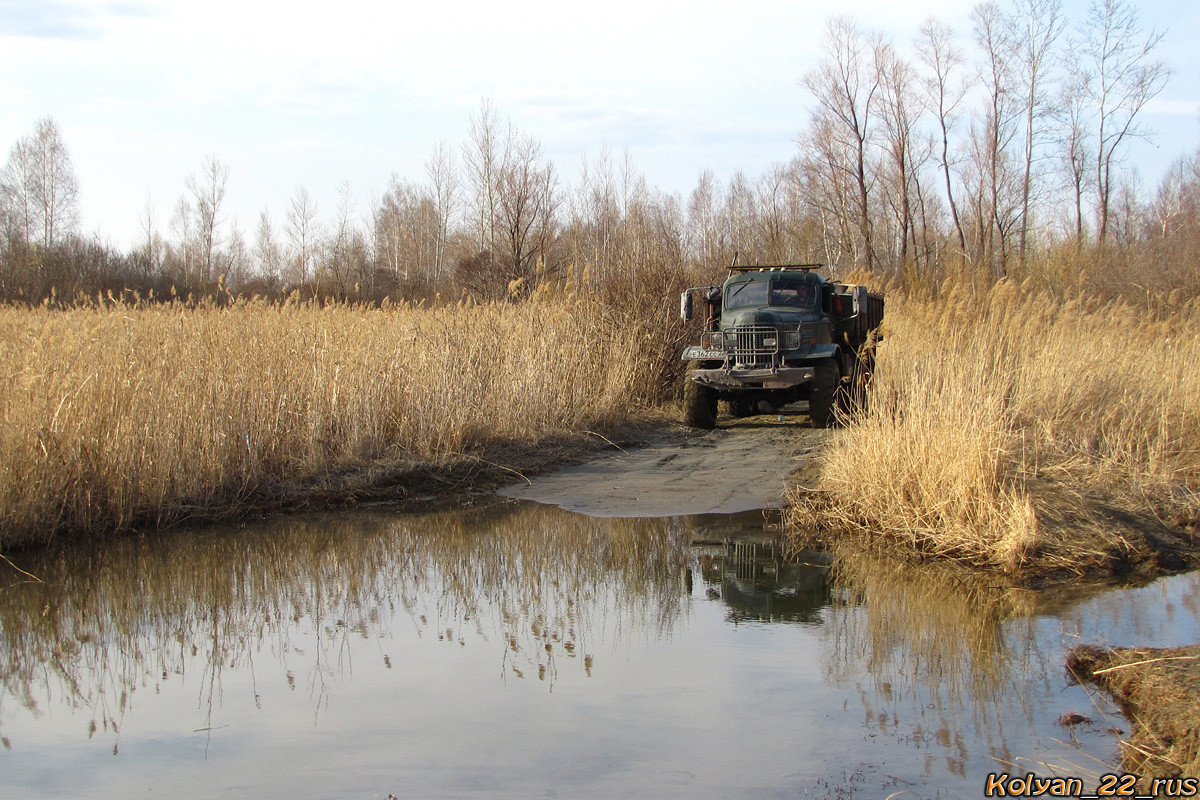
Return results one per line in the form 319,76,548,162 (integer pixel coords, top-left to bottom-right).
784,330,801,349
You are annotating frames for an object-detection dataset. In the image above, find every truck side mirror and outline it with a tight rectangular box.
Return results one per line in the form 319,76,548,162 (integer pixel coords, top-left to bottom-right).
852,285,866,316
680,291,693,321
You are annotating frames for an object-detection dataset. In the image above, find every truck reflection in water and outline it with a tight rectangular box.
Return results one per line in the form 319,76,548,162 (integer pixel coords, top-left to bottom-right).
686,513,832,624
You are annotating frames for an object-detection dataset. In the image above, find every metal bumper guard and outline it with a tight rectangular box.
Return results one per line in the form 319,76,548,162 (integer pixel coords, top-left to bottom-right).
690,366,815,390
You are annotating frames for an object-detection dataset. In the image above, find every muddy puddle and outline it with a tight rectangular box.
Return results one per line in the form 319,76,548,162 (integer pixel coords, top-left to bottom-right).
1,500,1198,799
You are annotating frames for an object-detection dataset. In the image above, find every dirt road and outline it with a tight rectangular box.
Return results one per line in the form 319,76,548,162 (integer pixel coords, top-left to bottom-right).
500,405,828,517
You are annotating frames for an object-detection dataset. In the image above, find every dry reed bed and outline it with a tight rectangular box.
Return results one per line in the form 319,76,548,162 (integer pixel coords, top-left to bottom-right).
0,295,664,547
789,280,1200,575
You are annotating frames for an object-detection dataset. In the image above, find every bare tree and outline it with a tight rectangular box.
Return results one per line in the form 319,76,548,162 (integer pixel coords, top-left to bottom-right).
456,111,560,299
722,171,759,262
425,140,458,282
796,115,860,269
325,182,359,295
1012,0,1066,267
1108,168,1145,245
135,196,163,281
756,163,796,262
802,16,884,271
569,145,621,280
254,210,283,285
32,118,79,250
971,2,1022,277
1149,155,1196,238
0,117,80,249
374,176,438,284
687,169,723,269
0,137,36,244
916,18,971,256
876,41,921,272
463,98,504,255
1055,68,1093,244
225,219,251,289
185,154,230,282
168,194,196,283
1076,0,1170,245
285,186,320,286
621,152,684,275
1147,151,1200,290
495,131,559,296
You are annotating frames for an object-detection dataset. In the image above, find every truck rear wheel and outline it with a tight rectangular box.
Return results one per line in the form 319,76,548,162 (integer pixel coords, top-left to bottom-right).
839,349,874,418
809,359,840,428
683,363,718,429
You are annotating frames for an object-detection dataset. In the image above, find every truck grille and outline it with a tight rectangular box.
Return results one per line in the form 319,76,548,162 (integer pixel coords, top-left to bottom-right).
730,325,778,368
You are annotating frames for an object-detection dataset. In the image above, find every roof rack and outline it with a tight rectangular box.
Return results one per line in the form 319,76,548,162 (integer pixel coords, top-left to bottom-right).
727,263,824,275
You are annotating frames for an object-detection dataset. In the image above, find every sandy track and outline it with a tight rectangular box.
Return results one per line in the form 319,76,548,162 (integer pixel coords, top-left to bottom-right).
500,405,828,517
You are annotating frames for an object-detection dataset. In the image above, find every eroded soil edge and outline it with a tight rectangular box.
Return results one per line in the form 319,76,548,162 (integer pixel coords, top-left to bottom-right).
1069,644,1200,788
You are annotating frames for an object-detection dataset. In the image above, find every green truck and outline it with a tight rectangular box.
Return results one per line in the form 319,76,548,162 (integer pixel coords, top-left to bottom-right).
679,264,884,429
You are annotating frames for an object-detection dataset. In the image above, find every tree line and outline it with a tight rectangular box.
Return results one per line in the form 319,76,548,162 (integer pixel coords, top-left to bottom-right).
0,0,1195,308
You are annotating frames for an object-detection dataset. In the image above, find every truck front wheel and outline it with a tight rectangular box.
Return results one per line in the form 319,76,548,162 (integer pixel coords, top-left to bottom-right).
683,364,718,429
809,359,840,428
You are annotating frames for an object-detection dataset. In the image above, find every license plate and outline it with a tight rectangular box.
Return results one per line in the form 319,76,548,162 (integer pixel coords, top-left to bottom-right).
691,345,724,359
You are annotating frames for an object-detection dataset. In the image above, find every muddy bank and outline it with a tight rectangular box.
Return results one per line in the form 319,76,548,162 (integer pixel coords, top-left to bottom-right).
789,477,1200,587
1068,644,1200,787
500,406,826,517
209,416,709,518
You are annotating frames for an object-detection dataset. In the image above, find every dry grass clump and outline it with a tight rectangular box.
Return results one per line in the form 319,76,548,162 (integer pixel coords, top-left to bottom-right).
789,279,1200,575
0,291,669,547
1068,643,1200,786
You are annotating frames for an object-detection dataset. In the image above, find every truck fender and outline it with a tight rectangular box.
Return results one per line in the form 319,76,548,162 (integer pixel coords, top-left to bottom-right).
799,344,840,362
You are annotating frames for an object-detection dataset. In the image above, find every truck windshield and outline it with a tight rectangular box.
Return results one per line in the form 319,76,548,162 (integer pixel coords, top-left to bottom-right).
724,278,816,310
723,280,769,309
770,279,816,308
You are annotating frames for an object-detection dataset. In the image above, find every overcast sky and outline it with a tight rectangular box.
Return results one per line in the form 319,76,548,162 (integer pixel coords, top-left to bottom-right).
1,0,1197,249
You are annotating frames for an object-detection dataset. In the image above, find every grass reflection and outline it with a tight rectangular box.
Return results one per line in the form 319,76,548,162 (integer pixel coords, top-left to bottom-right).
0,501,690,746
821,545,1055,771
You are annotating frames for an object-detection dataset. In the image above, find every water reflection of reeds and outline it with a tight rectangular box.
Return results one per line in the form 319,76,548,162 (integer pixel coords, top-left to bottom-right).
821,546,1058,773
0,501,690,745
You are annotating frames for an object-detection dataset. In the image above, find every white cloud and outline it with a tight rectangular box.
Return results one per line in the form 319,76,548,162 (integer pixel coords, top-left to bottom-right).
1145,99,1200,117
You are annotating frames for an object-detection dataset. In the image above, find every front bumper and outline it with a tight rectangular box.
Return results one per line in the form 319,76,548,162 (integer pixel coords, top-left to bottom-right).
690,366,815,391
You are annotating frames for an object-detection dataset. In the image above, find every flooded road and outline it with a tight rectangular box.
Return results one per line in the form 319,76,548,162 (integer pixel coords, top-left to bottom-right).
2,500,1197,798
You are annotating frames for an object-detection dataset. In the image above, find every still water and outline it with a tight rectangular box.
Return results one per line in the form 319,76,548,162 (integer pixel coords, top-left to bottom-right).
0,500,1197,799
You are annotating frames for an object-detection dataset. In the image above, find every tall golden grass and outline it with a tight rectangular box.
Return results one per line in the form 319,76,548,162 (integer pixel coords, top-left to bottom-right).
0,288,678,547
789,278,1200,575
